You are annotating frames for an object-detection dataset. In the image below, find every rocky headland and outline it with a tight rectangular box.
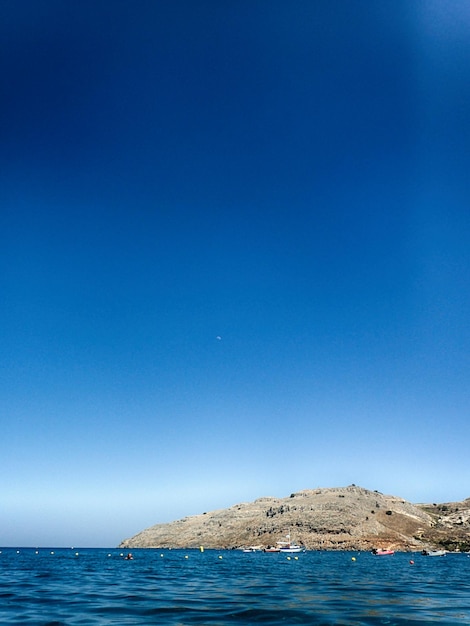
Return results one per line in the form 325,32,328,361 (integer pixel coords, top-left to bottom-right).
120,485,470,552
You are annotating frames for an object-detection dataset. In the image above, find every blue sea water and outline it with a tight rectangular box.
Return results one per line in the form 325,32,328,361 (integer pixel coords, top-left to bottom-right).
1,548,469,624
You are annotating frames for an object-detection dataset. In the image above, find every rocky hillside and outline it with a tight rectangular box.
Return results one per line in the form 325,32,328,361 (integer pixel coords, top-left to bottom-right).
120,485,470,552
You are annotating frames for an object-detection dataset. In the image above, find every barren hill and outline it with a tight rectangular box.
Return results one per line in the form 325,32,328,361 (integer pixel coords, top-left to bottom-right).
120,485,470,552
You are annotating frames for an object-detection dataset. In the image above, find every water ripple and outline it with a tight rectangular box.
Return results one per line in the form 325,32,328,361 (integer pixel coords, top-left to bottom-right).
0,549,469,624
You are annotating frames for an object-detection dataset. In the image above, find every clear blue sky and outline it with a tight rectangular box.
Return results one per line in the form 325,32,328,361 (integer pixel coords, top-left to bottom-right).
1,1,469,547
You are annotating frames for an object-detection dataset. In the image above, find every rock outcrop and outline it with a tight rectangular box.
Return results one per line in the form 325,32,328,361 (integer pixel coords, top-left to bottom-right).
119,485,470,552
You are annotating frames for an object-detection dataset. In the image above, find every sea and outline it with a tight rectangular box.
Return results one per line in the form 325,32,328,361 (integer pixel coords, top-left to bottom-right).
1,548,469,625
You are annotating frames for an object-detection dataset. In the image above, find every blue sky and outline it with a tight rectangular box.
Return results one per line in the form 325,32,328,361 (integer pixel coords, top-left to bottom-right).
1,0,469,547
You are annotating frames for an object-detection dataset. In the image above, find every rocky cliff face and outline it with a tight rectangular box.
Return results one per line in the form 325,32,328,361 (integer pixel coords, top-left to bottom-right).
120,485,470,552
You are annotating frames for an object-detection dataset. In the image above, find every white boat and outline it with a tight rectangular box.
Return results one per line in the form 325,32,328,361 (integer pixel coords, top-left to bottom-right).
277,533,304,553
241,546,261,553
279,544,303,553
421,549,446,557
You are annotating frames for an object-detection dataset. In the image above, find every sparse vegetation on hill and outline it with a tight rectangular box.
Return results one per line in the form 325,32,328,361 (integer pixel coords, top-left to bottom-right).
120,486,470,552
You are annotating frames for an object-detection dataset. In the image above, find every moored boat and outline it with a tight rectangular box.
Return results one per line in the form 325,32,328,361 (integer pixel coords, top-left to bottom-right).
241,546,262,552
421,549,446,557
276,533,305,553
279,543,304,553
371,548,395,556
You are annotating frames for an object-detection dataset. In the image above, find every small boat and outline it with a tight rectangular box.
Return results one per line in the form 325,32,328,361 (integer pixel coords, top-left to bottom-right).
263,546,281,553
421,549,446,557
279,543,304,553
242,546,261,553
371,548,395,556
277,533,305,553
